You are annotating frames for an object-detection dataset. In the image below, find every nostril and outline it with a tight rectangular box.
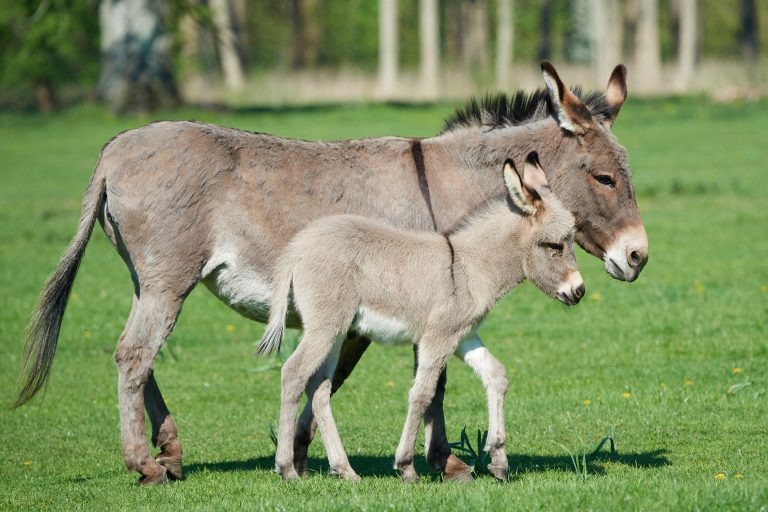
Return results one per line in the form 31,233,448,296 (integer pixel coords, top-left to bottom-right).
629,250,641,266
575,283,585,299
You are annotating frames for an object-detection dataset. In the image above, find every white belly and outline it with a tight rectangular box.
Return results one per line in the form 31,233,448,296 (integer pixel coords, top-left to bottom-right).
352,306,416,346
201,248,272,322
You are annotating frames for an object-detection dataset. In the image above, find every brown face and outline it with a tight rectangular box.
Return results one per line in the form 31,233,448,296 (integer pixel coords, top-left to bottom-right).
539,61,649,282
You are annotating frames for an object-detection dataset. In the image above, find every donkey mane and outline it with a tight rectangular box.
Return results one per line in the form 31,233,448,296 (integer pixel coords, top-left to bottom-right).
441,87,612,133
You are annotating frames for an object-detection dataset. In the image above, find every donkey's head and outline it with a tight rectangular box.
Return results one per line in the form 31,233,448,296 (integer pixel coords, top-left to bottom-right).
504,153,584,306
540,61,648,282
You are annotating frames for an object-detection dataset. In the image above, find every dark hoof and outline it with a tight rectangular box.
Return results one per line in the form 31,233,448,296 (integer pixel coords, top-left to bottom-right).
487,463,509,482
156,455,183,480
399,467,420,483
443,454,474,483
138,465,169,486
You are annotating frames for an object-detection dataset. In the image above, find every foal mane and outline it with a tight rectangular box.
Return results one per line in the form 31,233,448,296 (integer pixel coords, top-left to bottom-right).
441,87,612,133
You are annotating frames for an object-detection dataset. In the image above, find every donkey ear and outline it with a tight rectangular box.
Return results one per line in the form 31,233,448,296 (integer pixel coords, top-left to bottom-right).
503,159,536,215
604,64,627,127
541,61,594,135
521,151,551,194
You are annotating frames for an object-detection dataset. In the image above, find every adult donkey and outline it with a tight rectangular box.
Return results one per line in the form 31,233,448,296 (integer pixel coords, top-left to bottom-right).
14,62,647,484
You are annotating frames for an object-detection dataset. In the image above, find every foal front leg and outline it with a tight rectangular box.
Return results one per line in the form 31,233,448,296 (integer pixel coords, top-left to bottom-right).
456,334,509,480
395,336,457,483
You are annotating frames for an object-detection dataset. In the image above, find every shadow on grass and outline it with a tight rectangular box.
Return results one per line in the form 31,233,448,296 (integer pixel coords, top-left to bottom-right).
184,449,670,479
508,449,670,476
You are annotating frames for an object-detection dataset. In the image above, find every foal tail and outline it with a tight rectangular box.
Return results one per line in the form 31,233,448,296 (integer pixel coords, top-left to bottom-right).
12,161,107,409
257,260,293,357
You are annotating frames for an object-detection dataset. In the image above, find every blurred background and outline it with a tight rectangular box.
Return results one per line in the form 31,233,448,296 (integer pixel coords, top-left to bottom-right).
0,0,765,113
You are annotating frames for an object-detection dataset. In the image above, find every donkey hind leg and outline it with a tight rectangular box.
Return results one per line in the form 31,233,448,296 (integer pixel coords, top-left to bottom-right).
276,328,347,481
293,333,372,476
115,292,184,485
144,372,183,480
304,340,360,482
395,335,459,483
456,334,509,481
415,346,474,483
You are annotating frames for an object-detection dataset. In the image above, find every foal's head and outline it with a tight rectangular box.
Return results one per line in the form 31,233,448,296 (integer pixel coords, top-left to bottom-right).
504,153,584,306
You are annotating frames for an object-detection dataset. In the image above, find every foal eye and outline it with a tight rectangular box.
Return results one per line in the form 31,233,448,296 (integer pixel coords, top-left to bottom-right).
595,174,615,187
544,242,564,254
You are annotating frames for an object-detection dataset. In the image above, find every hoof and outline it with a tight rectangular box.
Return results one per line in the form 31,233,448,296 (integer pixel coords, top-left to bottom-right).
156,454,183,481
330,466,361,483
278,466,301,481
293,451,309,478
138,465,169,486
487,463,509,481
443,454,474,483
398,466,420,483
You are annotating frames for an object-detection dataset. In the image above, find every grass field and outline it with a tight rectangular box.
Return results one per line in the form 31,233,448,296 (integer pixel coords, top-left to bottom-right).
1,97,767,511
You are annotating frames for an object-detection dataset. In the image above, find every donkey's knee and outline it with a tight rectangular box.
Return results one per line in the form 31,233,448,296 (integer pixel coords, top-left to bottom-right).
486,359,509,396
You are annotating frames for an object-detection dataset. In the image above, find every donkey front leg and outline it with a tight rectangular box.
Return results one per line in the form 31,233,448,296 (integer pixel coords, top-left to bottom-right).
395,336,458,483
293,333,372,476
456,335,509,480
115,293,183,485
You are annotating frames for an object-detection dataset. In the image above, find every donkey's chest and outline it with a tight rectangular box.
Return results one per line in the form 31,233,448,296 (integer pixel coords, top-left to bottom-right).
351,307,417,346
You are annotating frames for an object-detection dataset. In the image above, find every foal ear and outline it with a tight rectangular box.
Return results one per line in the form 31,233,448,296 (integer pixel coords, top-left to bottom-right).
521,151,551,195
604,64,628,127
541,61,594,135
503,159,536,215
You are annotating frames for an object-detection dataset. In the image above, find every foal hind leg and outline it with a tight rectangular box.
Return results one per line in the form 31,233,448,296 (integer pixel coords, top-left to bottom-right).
115,292,184,485
293,333,371,476
144,372,183,480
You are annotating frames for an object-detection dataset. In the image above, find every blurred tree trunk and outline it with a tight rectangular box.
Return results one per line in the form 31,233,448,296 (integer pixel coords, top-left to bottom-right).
677,0,697,89
378,0,398,96
419,0,439,99
568,0,591,63
634,0,660,93
462,0,489,75
741,0,758,61
538,0,551,61
98,0,179,113
590,0,621,85
495,0,514,88
211,0,245,90
291,0,320,69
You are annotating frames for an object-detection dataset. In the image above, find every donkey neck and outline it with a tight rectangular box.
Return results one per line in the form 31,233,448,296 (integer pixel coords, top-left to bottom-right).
449,201,528,311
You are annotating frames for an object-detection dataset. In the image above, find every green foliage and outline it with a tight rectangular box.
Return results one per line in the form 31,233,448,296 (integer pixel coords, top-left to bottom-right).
448,427,491,476
1,97,767,509
0,0,99,88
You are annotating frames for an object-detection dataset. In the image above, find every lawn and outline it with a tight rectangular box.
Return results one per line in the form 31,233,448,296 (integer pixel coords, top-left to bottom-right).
1,96,766,511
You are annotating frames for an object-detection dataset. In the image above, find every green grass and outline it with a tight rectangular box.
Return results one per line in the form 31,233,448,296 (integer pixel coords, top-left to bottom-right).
1,97,767,510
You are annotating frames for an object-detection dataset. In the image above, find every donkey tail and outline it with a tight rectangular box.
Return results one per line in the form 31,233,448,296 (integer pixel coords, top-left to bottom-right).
12,161,107,409
257,262,293,357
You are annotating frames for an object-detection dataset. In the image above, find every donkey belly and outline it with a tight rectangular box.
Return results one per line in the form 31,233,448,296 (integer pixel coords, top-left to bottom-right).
201,250,273,323
351,306,417,346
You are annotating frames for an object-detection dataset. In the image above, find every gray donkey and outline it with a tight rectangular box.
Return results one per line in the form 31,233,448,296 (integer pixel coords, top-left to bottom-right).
15,61,646,484
259,153,584,482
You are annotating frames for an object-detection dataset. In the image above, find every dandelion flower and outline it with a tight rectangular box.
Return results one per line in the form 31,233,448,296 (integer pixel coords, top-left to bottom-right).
734,472,744,479
714,472,726,481
622,391,632,399
732,367,743,375
385,380,395,388
684,379,694,387
694,280,705,294
226,324,236,333
590,291,602,302
582,399,591,406
21,461,32,465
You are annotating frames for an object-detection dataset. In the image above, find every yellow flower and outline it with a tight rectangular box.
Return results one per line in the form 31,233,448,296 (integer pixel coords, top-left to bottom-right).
714,472,726,481
732,367,743,375
734,472,744,479
590,291,602,302
582,399,591,406
684,378,694,386
385,380,395,388
83,330,92,339
226,324,236,333
694,280,705,294
760,284,768,293
22,460,32,465
622,391,632,399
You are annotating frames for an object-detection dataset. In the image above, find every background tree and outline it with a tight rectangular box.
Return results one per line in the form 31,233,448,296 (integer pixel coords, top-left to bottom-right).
211,0,245,90
419,0,439,99
677,0,697,89
378,0,398,96
741,0,758,61
98,0,179,113
495,0,514,89
634,0,661,93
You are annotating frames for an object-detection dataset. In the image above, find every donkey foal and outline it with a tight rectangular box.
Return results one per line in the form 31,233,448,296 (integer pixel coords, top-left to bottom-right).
259,153,585,482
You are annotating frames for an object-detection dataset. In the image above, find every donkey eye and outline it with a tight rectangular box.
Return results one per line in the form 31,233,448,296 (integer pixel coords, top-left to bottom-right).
544,242,564,253
595,174,615,187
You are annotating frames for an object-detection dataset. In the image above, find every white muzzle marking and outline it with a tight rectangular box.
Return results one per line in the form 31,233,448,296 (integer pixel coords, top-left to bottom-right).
603,225,648,282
